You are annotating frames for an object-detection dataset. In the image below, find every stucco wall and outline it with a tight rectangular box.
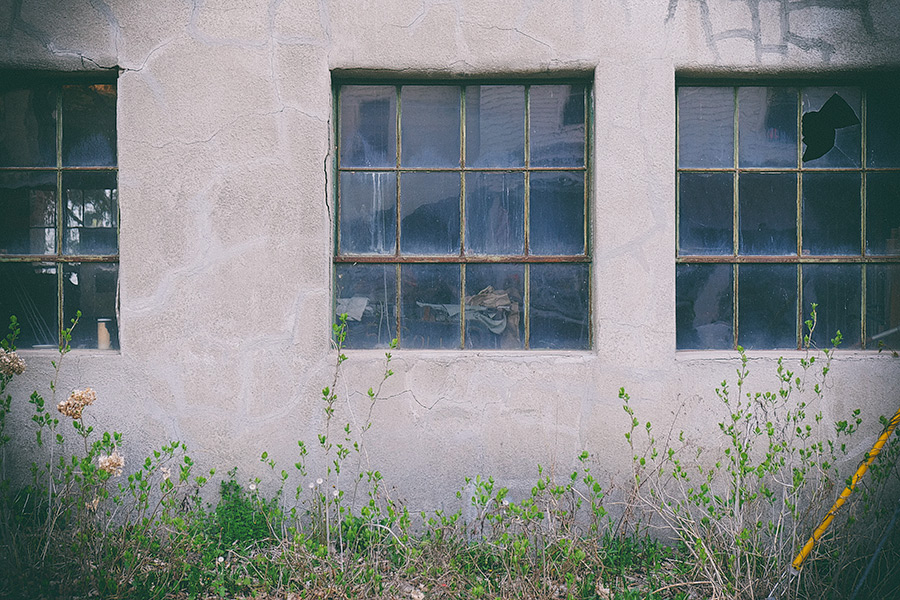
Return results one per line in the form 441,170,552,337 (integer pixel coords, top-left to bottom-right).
2,0,899,510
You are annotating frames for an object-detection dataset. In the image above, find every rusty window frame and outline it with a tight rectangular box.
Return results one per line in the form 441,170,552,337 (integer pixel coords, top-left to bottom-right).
676,79,900,350
0,74,119,349
333,79,592,349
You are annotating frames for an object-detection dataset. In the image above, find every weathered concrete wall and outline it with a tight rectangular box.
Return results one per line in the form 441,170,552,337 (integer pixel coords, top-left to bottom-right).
2,0,899,509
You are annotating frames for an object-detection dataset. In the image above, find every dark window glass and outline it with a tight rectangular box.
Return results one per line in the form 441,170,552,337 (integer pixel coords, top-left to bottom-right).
678,172,733,255
530,85,585,167
738,86,798,168
400,86,460,168
676,264,733,350
465,264,525,349
400,264,461,349
335,263,397,349
678,87,734,168
738,173,796,255
738,264,797,349
802,173,860,256
529,263,589,350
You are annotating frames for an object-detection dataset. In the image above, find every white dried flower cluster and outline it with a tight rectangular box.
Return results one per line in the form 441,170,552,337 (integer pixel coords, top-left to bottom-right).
98,449,125,477
0,348,25,377
57,388,97,419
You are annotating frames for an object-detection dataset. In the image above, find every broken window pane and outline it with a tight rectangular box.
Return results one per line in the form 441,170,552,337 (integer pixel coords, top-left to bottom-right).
739,86,798,168
801,88,861,168
62,84,117,167
867,265,900,349
465,172,525,255
530,84,585,167
678,87,734,168
676,264,733,350
802,172,860,256
0,262,58,348
802,264,861,348
400,172,460,255
0,171,57,255
529,172,584,255
465,264,525,349
63,171,118,255
739,173,796,255
529,263,589,349
0,84,57,167
335,263,397,349
400,264,461,349
866,173,900,255
401,86,461,168
339,86,397,168
466,86,525,167
63,262,118,350
678,172,733,255
738,264,797,349
339,172,397,255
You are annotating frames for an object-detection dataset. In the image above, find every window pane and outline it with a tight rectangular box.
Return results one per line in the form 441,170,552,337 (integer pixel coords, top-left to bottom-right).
339,172,397,255
678,172,733,255
678,87,734,168
867,80,900,168
62,84,116,167
866,173,900,255
867,265,900,349
400,172,460,255
400,264,460,349
0,262,58,348
0,171,56,255
63,171,118,256
801,87,860,168
738,264,797,349
529,84,585,167
400,86,460,167
802,172,860,256
529,263,589,349
529,172,584,255
802,264,861,348
738,86,798,168
465,264,524,349
466,85,525,167
465,172,524,255
739,173,796,255
62,263,118,350
676,264,733,350
0,85,56,167
339,86,397,168
335,264,397,349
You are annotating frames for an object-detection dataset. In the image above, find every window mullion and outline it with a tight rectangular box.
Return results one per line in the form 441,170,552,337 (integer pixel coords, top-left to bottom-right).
56,87,64,347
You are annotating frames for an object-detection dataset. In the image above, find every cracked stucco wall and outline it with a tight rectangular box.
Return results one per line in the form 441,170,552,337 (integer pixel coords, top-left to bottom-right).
1,0,899,508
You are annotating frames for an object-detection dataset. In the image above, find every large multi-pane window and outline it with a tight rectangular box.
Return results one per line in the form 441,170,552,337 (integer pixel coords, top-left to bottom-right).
676,80,900,350
0,76,118,350
334,81,591,349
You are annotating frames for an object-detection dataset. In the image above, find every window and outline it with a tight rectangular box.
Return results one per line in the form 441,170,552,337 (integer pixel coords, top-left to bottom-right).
334,81,591,349
0,76,118,350
676,79,900,350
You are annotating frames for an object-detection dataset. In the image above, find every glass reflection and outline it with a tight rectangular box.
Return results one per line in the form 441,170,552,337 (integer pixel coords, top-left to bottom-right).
678,87,734,168
400,172,460,255
465,264,524,349
465,172,524,255
339,86,397,168
530,85,585,167
339,172,397,255
676,264,733,349
0,85,57,167
401,86,461,168
867,265,900,350
678,172,733,255
63,263,118,350
867,81,900,168
335,264,397,349
62,84,117,167
802,173,860,255
529,172,584,255
0,172,56,255
739,173,796,255
0,262,58,348
866,173,900,255
63,172,118,255
529,263,589,349
466,86,525,167
802,264,861,348
738,264,797,349
400,264,460,349
738,86,798,168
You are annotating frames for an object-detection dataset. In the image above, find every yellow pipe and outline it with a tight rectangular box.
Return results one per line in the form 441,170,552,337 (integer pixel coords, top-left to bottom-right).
792,405,900,571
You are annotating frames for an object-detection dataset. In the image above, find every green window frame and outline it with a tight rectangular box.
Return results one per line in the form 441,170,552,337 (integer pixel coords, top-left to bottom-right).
334,80,592,350
0,74,119,350
676,78,900,350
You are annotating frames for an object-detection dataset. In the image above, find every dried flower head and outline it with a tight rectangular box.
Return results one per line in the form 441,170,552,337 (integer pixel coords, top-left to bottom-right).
0,348,25,377
98,449,125,477
57,387,97,419
160,467,171,481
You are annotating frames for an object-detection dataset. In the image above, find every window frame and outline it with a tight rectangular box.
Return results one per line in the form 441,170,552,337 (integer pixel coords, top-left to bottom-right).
676,76,900,351
332,77,593,350
0,72,119,350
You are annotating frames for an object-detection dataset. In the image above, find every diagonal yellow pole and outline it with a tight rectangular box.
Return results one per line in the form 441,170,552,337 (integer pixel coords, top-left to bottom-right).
791,404,900,571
